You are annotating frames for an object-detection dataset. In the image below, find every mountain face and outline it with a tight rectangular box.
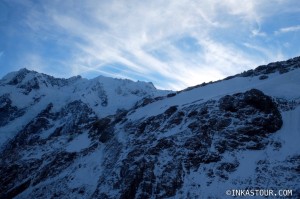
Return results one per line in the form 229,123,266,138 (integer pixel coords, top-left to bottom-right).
0,69,169,147
1,57,300,198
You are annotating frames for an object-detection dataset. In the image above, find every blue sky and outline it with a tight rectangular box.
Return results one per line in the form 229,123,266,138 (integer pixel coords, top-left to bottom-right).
0,0,300,90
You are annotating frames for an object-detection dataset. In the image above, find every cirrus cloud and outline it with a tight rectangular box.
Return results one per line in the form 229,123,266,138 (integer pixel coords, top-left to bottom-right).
1,0,300,90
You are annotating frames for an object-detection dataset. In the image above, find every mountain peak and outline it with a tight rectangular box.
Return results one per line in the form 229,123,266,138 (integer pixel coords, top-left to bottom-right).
1,68,33,84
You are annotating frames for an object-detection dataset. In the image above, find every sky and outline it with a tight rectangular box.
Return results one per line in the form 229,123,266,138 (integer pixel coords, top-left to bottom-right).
0,0,300,90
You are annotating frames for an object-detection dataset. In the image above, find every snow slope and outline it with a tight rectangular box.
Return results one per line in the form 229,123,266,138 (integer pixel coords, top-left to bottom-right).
128,68,300,120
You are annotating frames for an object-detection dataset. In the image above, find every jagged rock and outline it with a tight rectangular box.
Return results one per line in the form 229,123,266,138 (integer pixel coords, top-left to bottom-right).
0,94,25,126
259,75,268,80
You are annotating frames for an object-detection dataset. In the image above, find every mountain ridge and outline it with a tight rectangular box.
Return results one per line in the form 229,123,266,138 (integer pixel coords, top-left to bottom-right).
0,56,300,198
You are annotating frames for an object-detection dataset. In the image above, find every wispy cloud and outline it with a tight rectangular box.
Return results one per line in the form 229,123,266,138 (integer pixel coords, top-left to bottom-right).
275,25,300,35
2,0,300,90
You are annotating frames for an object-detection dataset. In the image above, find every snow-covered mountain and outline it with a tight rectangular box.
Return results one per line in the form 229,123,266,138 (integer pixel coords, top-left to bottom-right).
1,56,300,198
0,69,170,147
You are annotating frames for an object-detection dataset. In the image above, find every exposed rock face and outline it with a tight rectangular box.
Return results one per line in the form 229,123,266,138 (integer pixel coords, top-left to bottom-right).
1,58,300,198
90,89,283,198
0,100,98,198
0,94,25,127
